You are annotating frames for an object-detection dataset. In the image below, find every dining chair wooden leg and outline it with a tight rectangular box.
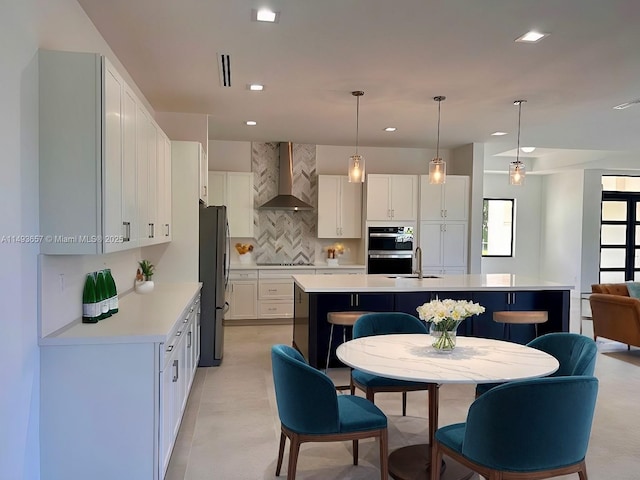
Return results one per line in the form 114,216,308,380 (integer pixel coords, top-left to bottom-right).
275,431,286,476
350,375,355,395
488,471,503,480
366,389,375,403
379,429,389,480
578,460,588,480
430,441,443,480
286,433,301,480
352,439,359,465
402,392,407,416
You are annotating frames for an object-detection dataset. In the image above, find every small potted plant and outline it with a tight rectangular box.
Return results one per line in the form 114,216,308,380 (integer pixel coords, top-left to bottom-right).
135,259,155,293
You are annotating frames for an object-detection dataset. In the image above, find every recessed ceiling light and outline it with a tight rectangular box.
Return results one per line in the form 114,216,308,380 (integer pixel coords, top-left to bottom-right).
248,84,264,91
491,131,508,136
251,8,280,23
384,127,397,132
521,146,536,153
245,121,257,126
515,31,548,43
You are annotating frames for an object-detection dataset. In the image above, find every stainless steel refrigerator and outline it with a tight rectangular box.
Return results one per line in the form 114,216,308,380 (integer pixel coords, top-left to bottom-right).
199,205,230,366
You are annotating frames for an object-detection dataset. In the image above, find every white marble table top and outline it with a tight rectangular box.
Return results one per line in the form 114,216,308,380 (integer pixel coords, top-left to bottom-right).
336,334,559,384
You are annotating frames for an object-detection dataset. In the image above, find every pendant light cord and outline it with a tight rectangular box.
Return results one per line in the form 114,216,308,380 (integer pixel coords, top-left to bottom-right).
436,98,441,159
515,100,526,165
355,94,360,155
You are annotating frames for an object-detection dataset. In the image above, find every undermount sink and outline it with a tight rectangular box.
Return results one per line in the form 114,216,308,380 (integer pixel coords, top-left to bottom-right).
386,275,441,279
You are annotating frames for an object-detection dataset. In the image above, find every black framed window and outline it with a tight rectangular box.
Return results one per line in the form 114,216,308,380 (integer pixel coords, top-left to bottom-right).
482,198,515,257
599,191,640,282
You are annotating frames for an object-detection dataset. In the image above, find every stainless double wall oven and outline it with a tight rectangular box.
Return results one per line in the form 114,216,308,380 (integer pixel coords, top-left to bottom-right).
367,226,414,274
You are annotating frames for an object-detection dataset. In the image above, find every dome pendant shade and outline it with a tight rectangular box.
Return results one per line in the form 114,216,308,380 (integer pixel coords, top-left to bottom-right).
429,96,446,185
348,91,365,183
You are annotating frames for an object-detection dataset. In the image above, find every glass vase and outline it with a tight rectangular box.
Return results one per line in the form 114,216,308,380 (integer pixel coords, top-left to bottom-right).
430,320,462,353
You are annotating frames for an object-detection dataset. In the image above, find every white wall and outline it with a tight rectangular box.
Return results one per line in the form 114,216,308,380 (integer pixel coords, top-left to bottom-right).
1,1,167,477
316,144,441,175
482,173,543,276
209,140,252,171
539,172,584,289
156,112,209,153
1,3,40,478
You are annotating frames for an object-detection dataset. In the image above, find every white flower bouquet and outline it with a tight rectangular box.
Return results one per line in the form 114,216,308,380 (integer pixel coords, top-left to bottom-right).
417,298,485,351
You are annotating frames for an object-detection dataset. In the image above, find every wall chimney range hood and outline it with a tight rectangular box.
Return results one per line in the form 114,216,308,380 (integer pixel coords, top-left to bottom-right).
259,142,313,211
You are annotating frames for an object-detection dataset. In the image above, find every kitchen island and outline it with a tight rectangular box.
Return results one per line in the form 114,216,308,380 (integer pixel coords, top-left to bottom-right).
292,273,572,369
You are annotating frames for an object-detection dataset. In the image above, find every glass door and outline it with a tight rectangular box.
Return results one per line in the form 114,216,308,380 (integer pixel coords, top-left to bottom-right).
600,193,640,282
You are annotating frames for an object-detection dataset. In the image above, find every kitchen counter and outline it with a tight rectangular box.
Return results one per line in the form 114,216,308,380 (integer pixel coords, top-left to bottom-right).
292,274,571,368
39,282,202,346
293,273,572,293
230,263,366,270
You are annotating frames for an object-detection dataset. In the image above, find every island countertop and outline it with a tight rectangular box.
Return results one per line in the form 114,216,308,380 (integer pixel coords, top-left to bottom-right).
292,273,572,293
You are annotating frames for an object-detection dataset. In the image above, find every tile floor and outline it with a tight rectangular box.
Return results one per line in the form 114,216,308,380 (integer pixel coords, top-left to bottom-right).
165,317,640,480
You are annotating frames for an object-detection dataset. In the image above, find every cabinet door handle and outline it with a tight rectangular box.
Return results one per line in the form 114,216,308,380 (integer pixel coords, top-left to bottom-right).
165,223,170,236
387,209,391,219
172,359,179,382
148,223,154,239
187,331,192,348
166,345,174,352
122,221,131,242
391,209,395,218
444,209,448,217
204,185,207,196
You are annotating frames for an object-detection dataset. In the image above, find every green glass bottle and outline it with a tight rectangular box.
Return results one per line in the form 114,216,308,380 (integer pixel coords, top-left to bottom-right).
104,268,119,315
96,270,111,319
82,273,99,323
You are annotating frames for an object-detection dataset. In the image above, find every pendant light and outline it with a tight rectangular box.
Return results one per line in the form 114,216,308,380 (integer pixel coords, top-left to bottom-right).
429,96,446,184
509,100,527,185
348,91,365,183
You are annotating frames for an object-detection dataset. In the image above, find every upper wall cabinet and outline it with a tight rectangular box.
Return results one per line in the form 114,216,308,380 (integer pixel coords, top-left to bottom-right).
366,174,418,222
420,175,469,222
39,50,171,254
317,175,362,238
208,171,254,238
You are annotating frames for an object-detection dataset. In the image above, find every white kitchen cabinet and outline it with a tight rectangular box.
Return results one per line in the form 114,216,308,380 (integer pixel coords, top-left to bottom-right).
420,175,469,222
39,50,170,254
317,175,362,238
156,131,172,242
208,171,254,238
258,269,315,320
40,284,201,480
419,221,468,273
366,174,418,221
226,270,258,321
199,144,208,205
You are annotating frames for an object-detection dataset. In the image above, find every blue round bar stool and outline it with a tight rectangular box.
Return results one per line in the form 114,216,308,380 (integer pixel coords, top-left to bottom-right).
325,311,370,390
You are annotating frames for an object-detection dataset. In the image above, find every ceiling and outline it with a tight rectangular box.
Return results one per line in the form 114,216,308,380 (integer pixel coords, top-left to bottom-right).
77,0,640,168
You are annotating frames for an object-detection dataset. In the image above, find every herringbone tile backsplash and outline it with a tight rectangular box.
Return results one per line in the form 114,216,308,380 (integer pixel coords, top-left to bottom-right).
252,142,317,264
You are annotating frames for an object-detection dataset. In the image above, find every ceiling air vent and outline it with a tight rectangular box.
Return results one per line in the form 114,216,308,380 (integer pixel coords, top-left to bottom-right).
613,98,640,110
217,53,231,87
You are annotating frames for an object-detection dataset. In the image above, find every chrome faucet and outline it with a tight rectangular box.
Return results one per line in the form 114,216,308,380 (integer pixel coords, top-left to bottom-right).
414,246,423,279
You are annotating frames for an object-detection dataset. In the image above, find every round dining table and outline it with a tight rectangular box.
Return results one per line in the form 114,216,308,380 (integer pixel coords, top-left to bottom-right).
336,334,559,480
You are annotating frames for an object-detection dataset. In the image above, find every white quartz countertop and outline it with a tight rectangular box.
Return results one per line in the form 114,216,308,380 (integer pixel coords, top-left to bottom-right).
230,263,366,270
39,283,202,346
293,273,572,293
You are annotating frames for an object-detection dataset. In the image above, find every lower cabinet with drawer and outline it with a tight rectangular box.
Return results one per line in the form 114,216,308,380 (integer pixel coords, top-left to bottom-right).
40,284,201,480
258,269,315,320
226,269,258,321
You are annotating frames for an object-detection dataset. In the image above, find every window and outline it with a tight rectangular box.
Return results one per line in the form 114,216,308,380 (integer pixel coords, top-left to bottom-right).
482,199,514,257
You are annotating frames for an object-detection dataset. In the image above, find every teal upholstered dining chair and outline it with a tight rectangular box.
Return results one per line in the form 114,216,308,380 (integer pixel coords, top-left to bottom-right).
271,344,389,480
433,376,599,480
475,332,598,398
351,312,429,416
